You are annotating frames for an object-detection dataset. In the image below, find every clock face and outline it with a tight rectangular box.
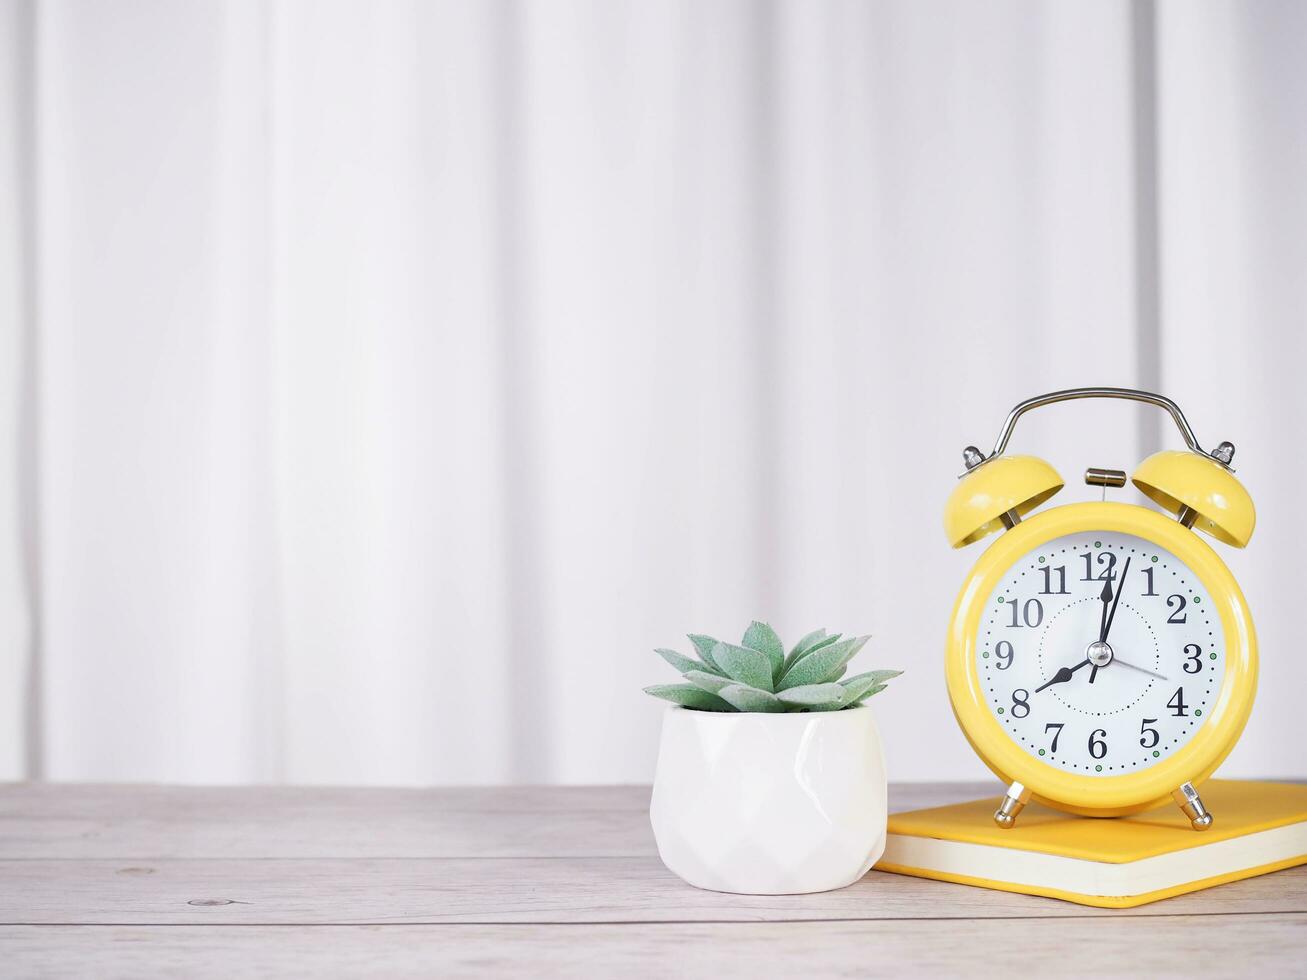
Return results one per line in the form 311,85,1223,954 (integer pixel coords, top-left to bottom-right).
977,531,1224,776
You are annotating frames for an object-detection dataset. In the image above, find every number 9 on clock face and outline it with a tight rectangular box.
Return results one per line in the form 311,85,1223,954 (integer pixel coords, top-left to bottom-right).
978,531,1222,775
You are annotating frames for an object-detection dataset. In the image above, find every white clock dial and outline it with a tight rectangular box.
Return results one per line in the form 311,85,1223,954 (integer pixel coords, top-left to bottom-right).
977,531,1224,775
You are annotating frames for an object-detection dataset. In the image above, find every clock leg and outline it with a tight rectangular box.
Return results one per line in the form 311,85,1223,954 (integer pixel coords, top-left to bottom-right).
1172,782,1214,831
994,781,1032,829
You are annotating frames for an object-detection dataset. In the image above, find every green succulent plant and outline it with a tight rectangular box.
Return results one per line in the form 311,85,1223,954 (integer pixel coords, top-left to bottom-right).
644,622,901,712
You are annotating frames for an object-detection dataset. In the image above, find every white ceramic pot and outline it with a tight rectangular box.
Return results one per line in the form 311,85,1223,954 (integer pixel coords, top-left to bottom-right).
650,705,887,895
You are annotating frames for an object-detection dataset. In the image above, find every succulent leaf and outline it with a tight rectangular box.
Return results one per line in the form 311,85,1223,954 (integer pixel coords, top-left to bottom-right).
843,670,900,703
688,634,722,671
777,635,868,691
789,632,841,663
842,669,902,688
840,673,882,702
712,642,774,692
683,669,733,696
776,683,849,709
787,628,826,660
643,684,733,711
804,700,850,712
784,633,843,674
656,648,721,677
783,629,827,673
856,683,888,701
717,683,785,712
741,621,785,683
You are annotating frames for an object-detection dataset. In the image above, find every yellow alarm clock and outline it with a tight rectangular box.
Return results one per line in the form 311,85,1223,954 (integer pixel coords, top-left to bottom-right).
944,387,1256,831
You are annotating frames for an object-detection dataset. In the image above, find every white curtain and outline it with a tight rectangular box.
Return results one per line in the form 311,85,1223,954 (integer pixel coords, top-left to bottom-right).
1,0,1303,785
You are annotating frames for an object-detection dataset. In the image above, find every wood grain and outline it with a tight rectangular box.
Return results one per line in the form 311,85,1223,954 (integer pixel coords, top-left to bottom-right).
4,782,1305,975
0,781,990,859
4,917,1304,979
4,856,1306,925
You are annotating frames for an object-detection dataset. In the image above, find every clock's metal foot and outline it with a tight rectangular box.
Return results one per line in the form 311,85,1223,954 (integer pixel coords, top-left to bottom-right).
994,781,1032,829
1172,782,1213,831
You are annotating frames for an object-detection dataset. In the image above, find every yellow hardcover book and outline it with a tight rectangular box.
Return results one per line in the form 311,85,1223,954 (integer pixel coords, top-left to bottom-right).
875,780,1307,908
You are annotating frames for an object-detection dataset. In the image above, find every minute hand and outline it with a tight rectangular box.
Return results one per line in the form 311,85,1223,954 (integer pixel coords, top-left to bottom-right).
1101,556,1131,642
1097,578,1112,641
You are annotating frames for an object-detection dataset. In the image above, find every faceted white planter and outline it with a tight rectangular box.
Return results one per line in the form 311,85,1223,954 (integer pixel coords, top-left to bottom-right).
650,705,887,895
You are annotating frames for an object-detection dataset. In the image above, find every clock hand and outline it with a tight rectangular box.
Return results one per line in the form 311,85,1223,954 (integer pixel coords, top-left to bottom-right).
1036,658,1090,693
1091,577,1114,684
1091,558,1132,684
1097,578,1113,642
1101,557,1132,642
1113,657,1169,681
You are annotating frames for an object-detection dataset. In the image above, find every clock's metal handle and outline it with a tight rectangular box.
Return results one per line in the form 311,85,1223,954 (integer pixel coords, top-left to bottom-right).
974,387,1229,465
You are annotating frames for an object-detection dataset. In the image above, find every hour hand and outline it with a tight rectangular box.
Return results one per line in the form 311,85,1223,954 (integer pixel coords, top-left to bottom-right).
1036,659,1090,693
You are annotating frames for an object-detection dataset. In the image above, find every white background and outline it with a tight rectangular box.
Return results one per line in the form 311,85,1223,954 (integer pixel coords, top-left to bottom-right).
0,0,1303,785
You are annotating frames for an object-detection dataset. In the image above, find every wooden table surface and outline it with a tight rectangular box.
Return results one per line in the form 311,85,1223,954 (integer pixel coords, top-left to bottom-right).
3,781,1305,977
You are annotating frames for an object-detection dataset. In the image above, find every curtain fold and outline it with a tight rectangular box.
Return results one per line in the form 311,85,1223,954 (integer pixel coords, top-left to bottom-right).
1155,0,1307,779
2,0,1301,784
0,0,34,778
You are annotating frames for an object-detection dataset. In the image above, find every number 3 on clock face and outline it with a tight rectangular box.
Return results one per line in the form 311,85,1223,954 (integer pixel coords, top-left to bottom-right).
977,530,1223,776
